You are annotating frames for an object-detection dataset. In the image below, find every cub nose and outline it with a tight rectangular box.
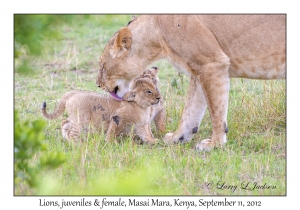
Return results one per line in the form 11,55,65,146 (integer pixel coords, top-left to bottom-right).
152,66,158,70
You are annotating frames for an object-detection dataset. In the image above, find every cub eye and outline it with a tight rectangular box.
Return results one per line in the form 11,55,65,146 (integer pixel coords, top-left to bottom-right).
146,90,152,94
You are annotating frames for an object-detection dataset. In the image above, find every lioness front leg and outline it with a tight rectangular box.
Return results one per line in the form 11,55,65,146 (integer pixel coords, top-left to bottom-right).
164,75,207,143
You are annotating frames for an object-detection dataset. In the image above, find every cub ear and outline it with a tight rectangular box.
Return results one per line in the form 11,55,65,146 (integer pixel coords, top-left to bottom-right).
150,66,159,75
124,91,136,102
110,27,132,58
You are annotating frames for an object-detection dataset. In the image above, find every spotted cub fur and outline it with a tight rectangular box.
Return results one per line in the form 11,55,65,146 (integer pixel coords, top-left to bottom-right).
42,77,161,144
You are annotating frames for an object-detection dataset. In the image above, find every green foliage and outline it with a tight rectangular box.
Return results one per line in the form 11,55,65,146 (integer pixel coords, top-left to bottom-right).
171,78,178,88
14,111,66,191
170,73,185,95
14,15,90,74
14,14,132,74
14,15,90,57
39,158,171,195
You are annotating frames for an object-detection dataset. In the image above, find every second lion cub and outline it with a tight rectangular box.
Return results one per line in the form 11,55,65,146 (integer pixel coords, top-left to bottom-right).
42,76,161,144
133,66,166,132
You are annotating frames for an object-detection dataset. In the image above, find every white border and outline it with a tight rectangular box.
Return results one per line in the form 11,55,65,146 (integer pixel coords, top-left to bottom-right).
3,0,298,209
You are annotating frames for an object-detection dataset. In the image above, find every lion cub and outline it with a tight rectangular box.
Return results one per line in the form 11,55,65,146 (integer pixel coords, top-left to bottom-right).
41,77,161,144
133,66,166,132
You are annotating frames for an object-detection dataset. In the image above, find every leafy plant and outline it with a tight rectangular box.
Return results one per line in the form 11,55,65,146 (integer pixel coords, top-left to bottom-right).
14,111,66,192
14,14,90,74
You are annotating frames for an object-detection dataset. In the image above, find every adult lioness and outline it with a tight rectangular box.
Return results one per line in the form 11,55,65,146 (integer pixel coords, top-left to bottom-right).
97,15,286,151
42,77,161,143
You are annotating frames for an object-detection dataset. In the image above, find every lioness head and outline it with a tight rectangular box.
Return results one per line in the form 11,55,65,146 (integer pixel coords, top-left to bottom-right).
124,77,161,109
97,27,136,100
97,20,161,101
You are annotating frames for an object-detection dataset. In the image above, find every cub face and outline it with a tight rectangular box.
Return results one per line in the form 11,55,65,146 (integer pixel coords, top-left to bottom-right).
124,78,161,109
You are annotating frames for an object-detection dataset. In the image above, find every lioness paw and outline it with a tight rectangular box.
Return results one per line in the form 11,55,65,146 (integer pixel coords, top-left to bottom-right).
163,131,191,144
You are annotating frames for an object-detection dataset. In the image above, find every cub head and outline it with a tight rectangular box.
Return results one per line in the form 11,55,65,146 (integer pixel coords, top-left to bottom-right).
124,78,161,109
97,27,140,101
133,66,160,87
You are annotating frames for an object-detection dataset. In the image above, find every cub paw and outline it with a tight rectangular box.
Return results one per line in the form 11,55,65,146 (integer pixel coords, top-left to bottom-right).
163,132,175,144
195,139,216,151
145,138,160,145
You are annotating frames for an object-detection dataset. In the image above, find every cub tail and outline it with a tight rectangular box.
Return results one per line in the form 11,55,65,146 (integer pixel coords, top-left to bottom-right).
41,100,66,120
41,90,84,120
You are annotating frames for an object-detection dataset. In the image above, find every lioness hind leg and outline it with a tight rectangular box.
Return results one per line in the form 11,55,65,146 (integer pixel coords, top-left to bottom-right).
163,75,207,144
195,56,230,151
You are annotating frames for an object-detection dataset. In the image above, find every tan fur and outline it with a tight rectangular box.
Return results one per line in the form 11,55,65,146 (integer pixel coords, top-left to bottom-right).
42,78,161,144
97,15,286,151
133,66,166,132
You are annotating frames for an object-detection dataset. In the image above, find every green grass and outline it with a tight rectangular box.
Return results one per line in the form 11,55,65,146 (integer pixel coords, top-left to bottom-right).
14,15,286,195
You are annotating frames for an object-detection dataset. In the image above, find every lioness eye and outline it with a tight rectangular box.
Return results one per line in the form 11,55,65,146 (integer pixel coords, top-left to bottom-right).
146,90,152,94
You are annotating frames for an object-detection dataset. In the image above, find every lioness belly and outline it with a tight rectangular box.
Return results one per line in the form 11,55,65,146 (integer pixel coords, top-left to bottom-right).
228,55,286,79
159,15,286,80
199,15,286,79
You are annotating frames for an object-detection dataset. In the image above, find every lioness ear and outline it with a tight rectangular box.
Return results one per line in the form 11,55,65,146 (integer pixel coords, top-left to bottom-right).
110,27,132,58
115,27,132,50
124,91,136,102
